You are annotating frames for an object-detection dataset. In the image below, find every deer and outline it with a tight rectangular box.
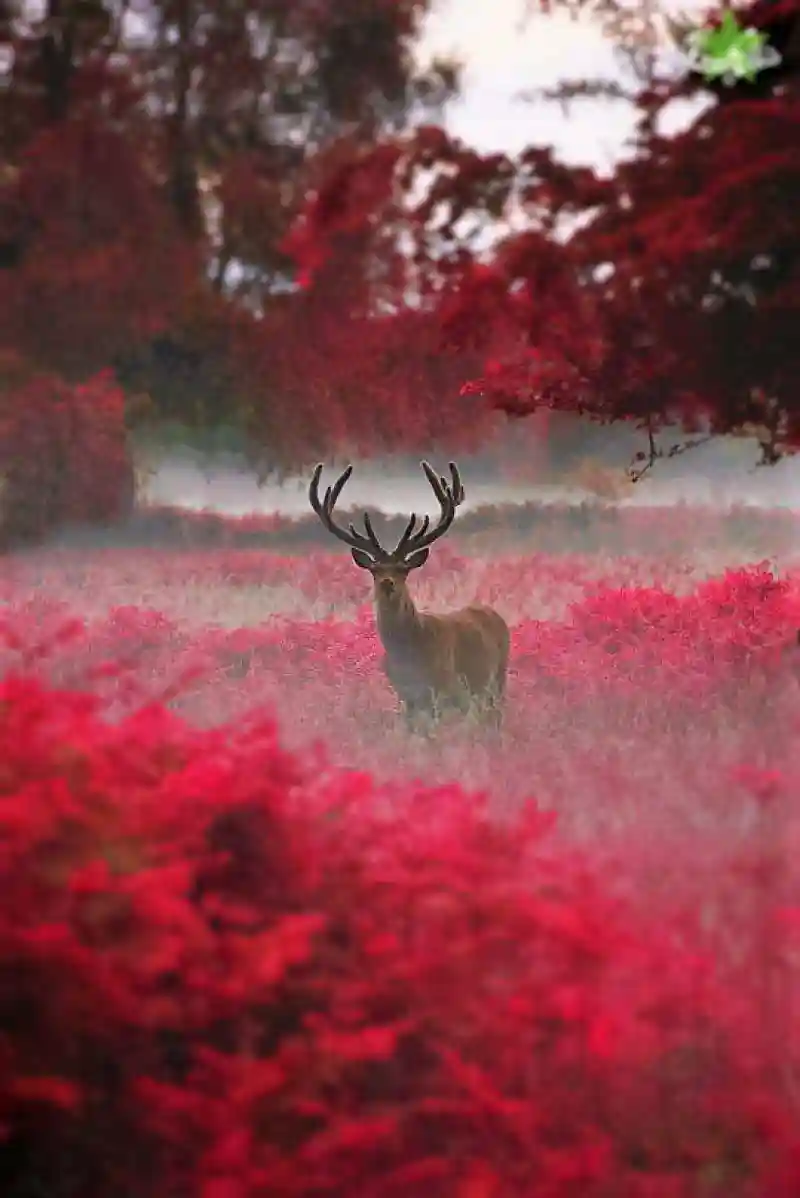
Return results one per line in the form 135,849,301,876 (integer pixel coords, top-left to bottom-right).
309,459,510,732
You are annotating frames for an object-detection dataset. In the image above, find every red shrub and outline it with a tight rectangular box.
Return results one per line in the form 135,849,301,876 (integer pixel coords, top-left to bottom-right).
0,668,798,1197
0,361,134,548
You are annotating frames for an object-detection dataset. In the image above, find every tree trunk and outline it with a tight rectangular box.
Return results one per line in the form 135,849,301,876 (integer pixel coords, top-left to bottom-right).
41,0,74,122
168,0,203,237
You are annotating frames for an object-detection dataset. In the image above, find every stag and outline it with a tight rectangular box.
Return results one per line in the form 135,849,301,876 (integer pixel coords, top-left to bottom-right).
309,460,510,731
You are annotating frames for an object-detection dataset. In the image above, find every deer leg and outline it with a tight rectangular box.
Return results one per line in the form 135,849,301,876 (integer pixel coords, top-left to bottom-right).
399,686,438,736
403,701,421,734
480,670,507,730
441,674,472,718
403,702,437,738
482,696,503,730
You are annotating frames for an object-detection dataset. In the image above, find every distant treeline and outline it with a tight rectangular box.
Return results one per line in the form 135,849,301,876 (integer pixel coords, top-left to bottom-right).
35,500,800,561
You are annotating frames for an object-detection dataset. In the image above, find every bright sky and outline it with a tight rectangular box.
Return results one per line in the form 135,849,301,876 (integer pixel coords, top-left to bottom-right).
418,0,712,170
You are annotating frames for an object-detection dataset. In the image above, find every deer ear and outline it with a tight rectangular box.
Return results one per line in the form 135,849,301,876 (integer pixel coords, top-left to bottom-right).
403,547,429,571
351,548,374,570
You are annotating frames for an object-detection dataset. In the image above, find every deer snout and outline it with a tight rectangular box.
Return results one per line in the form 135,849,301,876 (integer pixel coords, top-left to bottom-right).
378,576,397,595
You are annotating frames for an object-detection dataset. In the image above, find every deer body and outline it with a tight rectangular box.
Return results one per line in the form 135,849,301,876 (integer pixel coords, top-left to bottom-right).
309,462,510,731
377,592,508,724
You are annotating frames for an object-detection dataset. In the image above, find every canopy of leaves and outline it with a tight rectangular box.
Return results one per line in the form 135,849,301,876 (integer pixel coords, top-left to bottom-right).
282,0,800,471
0,0,460,462
1,0,798,488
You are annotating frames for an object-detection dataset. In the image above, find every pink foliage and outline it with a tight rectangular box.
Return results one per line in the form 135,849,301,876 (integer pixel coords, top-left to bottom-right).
2,538,800,1195
0,669,796,1197
0,364,134,548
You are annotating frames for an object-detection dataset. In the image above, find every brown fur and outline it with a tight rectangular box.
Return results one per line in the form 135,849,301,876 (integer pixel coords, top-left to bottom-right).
370,566,511,731
309,460,511,732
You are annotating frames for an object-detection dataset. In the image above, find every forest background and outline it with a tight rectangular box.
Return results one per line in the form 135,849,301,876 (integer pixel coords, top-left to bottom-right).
0,0,798,544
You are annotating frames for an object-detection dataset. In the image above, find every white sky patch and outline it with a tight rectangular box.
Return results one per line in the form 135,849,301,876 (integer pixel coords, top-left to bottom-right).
418,0,714,168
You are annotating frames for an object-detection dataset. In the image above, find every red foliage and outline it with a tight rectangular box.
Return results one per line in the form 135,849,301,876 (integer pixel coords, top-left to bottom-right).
5,545,800,746
238,280,494,472
0,117,190,379
2,524,800,1191
0,358,134,548
280,1,800,466
468,0,800,457
0,648,798,1197
0,0,460,478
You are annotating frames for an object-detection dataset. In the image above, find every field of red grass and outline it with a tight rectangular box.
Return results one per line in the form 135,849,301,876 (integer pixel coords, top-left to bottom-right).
3,501,800,1196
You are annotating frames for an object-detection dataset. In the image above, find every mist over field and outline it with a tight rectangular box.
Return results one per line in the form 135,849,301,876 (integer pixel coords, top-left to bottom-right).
139,429,800,520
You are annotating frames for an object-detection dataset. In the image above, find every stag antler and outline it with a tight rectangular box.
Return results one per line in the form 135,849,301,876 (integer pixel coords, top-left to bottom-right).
309,461,465,565
309,463,387,558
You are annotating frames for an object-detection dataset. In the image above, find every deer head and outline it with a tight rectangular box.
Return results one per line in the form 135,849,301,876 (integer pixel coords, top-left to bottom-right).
308,460,465,606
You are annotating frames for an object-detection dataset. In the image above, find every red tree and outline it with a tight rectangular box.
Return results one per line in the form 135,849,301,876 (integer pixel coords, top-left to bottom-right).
284,0,800,474
0,355,135,548
0,116,190,380
0,0,459,474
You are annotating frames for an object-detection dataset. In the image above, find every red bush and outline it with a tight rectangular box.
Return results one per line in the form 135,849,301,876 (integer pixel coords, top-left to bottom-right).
0,361,134,548
0,664,799,1196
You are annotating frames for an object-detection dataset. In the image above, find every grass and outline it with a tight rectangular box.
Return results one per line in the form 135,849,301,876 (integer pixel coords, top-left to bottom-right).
3,497,800,1187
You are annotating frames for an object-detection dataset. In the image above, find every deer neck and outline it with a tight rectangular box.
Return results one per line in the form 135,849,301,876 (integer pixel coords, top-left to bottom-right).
375,587,423,653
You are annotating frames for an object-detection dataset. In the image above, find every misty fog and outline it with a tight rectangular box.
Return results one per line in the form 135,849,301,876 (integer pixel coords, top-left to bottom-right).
139,429,800,519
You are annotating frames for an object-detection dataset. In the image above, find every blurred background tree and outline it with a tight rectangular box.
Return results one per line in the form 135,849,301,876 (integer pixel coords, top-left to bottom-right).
0,0,798,536
0,0,458,454
287,0,800,474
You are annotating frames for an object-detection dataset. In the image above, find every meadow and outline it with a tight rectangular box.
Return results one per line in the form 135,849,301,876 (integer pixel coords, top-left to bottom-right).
3,498,800,1196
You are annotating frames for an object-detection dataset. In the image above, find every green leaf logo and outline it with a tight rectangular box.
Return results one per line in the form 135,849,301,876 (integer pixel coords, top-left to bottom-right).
685,9,781,84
